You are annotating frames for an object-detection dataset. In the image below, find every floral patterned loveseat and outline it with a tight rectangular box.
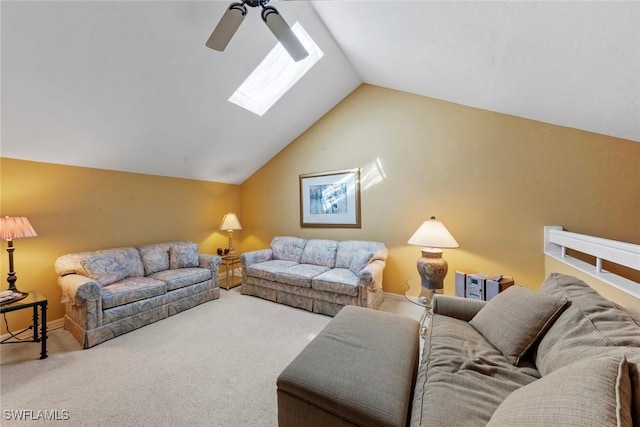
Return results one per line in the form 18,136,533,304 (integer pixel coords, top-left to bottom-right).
55,241,221,348
240,236,388,316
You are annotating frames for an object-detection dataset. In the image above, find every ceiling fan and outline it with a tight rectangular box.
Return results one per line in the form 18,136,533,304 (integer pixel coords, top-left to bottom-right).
206,0,309,62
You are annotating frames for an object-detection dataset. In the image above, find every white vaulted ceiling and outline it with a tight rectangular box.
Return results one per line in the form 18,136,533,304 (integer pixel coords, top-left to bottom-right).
1,1,638,184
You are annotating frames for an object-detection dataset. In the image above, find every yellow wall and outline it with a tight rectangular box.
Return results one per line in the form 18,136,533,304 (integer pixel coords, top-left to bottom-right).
0,158,241,331
3,84,639,332
240,84,640,296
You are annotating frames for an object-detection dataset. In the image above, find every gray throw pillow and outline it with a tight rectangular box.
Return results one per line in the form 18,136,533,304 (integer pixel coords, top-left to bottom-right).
469,285,568,365
487,356,633,427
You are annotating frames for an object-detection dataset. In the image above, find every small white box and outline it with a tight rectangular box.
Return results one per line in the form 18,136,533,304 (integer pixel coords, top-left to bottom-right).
455,271,467,298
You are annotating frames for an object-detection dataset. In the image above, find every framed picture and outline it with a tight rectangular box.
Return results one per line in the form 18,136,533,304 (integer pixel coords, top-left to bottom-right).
299,168,361,228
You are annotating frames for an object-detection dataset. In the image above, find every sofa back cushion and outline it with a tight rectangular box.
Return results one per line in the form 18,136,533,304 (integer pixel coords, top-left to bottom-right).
536,273,640,375
271,236,307,262
55,247,144,280
536,273,640,424
335,240,387,269
136,241,196,274
138,244,170,275
169,242,199,269
300,239,338,268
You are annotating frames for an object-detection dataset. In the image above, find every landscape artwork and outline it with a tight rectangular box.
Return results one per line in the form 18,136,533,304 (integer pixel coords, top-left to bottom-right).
299,169,361,228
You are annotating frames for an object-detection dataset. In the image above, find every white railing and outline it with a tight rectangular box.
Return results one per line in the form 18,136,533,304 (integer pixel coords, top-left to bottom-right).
544,226,640,299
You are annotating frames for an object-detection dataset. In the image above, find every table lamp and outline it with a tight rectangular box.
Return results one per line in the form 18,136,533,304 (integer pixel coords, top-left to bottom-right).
407,216,458,298
219,213,242,255
0,216,38,294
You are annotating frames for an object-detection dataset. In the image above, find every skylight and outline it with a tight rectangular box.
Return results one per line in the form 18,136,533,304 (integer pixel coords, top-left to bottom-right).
229,22,324,116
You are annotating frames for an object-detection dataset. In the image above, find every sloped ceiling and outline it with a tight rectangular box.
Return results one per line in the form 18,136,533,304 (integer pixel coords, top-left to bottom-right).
2,1,638,185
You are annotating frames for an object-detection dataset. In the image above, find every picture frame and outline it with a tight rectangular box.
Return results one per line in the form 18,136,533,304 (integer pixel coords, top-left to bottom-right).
299,168,361,228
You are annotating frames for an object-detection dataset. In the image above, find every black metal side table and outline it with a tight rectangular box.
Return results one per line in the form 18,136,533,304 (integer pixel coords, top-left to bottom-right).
0,290,48,359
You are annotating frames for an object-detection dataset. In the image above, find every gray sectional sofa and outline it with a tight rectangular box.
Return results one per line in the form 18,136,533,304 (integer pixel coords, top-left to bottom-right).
240,236,388,316
55,241,221,348
278,273,640,426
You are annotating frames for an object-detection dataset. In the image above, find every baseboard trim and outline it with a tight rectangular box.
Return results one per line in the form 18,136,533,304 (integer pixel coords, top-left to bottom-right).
0,317,64,342
383,291,404,300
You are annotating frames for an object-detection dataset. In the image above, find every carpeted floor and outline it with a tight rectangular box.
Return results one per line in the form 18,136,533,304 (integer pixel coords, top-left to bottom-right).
0,288,420,427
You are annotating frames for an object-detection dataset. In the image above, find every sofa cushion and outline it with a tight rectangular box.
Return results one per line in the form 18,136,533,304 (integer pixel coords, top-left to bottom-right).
81,254,129,286
277,264,330,288
411,314,539,427
149,267,212,291
101,277,167,309
245,260,300,282
169,243,199,269
536,273,640,375
535,273,640,424
470,285,568,365
335,240,386,269
271,236,307,262
138,245,170,275
487,355,633,427
312,268,358,296
300,239,338,268
56,247,144,278
349,251,373,275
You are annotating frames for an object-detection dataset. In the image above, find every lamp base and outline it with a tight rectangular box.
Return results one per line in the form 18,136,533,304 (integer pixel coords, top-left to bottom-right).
6,273,24,295
416,248,448,291
415,248,449,338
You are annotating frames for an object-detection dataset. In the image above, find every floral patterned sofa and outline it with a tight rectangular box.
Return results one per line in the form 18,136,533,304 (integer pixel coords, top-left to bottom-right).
240,236,388,316
55,241,221,348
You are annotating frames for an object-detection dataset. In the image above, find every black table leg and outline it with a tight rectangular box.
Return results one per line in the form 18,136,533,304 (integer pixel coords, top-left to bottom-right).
40,301,47,359
32,304,39,342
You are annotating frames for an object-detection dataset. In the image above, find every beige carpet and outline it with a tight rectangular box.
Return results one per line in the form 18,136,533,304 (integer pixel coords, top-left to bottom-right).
0,288,421,427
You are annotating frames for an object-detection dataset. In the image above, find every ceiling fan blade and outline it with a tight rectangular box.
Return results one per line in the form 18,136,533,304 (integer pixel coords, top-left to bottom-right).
206,3,247,51
262,6,309,62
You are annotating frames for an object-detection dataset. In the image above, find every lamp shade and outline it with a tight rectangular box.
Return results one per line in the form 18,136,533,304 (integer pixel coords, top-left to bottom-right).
0,216,37,241
407,216,458,249
219,213,242,231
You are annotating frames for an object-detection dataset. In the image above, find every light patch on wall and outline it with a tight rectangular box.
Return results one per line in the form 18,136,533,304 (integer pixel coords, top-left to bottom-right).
229,22,324,116
361,158,387,190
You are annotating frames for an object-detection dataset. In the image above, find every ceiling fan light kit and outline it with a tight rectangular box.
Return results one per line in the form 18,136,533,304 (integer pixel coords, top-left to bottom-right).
206,0,309,62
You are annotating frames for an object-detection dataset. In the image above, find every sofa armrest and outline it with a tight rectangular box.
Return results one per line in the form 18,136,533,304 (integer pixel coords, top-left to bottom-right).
433,295,486,322
240,249,273,268
199,254,222,271
358,259,385,289
57,274,102,306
